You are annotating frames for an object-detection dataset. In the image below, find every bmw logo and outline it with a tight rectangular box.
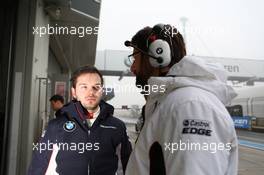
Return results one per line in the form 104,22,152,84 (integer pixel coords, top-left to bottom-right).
156,47,163,54
63,121,76,132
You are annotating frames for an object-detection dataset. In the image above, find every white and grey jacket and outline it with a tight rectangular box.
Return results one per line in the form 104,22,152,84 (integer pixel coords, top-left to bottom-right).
126,56,238,175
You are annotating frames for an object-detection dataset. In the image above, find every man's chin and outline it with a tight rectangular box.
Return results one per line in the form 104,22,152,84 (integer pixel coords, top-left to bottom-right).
84,103,99,111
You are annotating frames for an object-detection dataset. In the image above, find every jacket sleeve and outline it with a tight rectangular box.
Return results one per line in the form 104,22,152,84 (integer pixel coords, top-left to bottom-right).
115,121,132,175
27,120,56,175
225,130,239,175
120,123,132,172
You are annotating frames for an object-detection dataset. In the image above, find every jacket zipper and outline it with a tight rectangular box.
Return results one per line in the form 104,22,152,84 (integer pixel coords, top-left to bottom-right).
88,129,91,175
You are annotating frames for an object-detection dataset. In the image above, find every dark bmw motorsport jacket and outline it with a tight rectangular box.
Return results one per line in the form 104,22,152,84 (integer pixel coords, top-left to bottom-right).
28,100,132,175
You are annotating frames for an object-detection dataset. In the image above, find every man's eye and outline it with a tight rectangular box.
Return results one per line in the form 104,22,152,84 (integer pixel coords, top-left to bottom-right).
93,86,101,91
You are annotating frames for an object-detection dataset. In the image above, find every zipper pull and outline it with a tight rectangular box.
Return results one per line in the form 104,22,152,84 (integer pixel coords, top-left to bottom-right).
88,130,91,136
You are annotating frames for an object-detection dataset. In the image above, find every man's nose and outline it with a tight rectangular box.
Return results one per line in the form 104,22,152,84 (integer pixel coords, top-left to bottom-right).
86,87,95,96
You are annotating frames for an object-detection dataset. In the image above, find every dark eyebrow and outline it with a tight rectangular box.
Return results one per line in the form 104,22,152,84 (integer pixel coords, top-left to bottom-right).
78,83,101,86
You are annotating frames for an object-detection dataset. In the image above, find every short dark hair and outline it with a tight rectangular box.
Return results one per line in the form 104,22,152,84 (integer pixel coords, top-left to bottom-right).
49,94,64,103
70,65,104,88
131,24,186,67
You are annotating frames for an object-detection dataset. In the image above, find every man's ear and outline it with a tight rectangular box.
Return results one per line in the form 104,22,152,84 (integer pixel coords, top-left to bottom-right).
71,87,76,99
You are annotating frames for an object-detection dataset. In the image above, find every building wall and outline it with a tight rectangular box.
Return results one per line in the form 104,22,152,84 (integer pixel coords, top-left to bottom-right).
6,0,50,174
0,1,19,174
27,0,50,168
48,50,62,75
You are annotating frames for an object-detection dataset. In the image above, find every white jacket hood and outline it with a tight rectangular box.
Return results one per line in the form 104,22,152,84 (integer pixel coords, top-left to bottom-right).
148,56,237,105
126,56,238,175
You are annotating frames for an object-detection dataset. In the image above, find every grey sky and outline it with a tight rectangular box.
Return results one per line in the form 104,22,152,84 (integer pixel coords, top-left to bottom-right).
96,0,264,108
97,0,264,59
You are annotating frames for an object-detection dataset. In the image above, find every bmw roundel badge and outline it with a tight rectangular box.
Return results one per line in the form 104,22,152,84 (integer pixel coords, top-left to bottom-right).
63,121,76,132
156,47,163,54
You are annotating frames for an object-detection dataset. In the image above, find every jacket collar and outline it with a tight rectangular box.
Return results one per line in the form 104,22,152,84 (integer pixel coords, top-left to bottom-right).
61,100,114,122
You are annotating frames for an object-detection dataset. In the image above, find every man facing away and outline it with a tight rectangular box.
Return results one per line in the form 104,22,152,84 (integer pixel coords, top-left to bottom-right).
49,94,64,118
124,24,238,175
28,65,132,175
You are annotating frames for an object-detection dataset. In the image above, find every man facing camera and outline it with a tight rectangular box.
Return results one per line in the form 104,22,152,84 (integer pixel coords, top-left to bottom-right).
28,65,132,175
